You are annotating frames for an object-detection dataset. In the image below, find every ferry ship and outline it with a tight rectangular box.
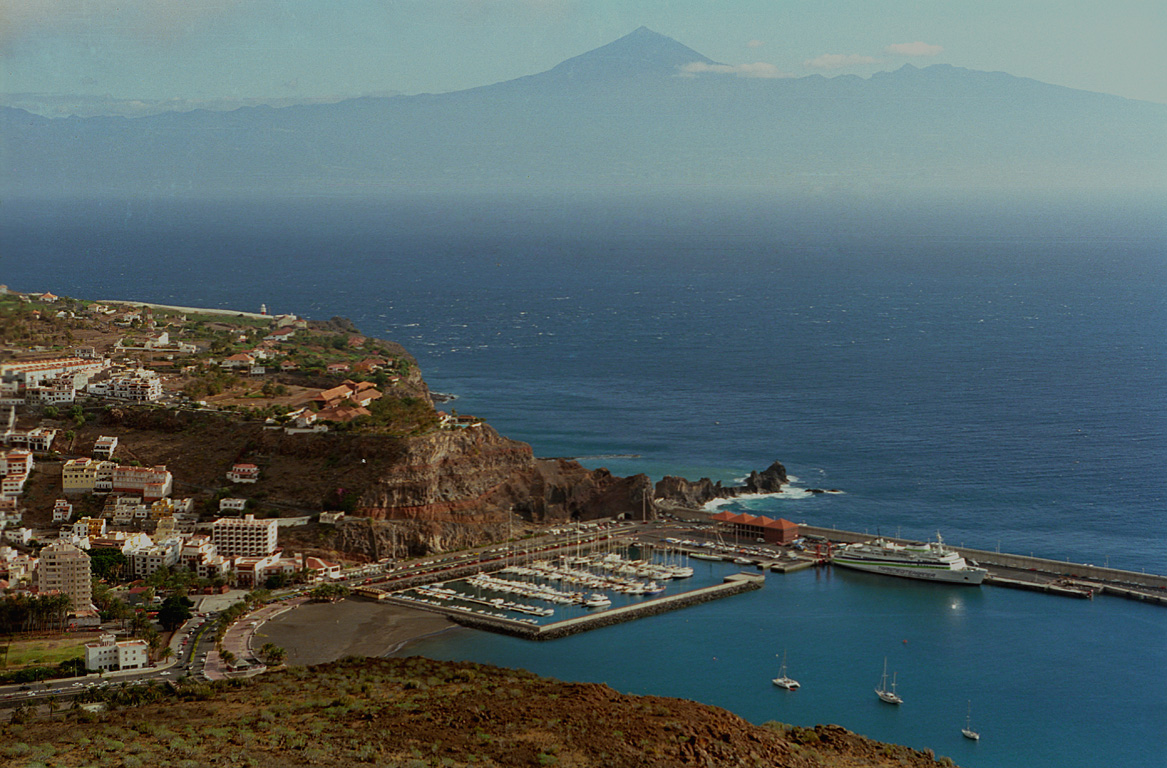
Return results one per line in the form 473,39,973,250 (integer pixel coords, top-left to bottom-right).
831,534,987,585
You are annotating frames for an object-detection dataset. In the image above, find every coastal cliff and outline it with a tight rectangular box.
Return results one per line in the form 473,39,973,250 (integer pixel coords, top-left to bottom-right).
54,406,790,560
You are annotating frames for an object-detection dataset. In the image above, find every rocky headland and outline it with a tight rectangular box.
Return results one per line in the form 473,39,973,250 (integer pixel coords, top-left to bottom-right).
48,389,789,562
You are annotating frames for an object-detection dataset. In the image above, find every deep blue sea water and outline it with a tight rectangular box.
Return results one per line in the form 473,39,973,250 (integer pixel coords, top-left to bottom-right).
3,191,1164,767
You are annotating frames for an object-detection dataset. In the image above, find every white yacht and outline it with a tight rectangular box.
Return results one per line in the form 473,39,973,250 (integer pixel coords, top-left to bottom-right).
584,593,611,609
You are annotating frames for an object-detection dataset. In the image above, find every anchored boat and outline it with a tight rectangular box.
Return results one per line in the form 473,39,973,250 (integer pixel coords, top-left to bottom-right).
962,701,980,740
875,657,902,705
771,651,800,690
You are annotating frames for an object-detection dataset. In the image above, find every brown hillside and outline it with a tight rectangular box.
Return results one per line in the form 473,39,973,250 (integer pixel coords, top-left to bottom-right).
2,657,961,768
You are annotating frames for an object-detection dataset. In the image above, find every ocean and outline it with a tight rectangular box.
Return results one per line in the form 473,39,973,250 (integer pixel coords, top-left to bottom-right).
3,190,1164,767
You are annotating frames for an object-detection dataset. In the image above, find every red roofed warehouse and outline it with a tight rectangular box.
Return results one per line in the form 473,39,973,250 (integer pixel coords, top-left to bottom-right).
710,510,799,545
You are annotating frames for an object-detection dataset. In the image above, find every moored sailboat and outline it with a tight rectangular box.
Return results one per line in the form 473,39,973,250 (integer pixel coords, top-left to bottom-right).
771,651,800,690
875,657,902,704
962,701,980,740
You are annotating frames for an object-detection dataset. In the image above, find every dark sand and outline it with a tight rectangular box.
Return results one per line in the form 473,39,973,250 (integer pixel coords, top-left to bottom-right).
253,600,457,666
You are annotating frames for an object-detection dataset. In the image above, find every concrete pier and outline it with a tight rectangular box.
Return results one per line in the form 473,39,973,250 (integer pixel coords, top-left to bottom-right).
534,572,763,640
797,524,1167,604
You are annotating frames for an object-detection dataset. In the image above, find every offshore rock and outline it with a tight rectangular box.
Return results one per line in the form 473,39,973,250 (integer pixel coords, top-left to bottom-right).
656,460,788,508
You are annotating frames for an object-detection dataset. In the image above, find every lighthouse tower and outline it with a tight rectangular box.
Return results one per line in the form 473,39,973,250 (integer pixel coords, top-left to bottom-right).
260,303,267,315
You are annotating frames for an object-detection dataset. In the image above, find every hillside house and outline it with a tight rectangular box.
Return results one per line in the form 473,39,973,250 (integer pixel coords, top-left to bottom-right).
227,463,260,484
93,435,118,459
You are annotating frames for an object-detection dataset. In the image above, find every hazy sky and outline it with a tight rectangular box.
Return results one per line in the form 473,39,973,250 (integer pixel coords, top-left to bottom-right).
2,0,1164,112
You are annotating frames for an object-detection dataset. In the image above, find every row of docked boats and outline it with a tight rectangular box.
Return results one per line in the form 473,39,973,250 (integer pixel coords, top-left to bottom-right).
572,551,695,580
394,591,541,625
507,561,664,595
468,571,611,609
415,583,555,617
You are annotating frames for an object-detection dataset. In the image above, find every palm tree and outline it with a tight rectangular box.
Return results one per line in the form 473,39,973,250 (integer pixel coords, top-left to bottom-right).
258,643,286,666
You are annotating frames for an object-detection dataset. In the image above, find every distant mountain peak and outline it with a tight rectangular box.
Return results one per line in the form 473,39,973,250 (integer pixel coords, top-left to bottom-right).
546,26,715,80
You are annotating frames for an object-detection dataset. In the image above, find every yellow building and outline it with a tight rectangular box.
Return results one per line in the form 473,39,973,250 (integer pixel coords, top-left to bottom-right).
62,457,117,495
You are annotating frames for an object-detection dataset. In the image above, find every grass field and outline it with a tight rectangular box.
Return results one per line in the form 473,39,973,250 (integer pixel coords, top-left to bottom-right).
2,637,88,670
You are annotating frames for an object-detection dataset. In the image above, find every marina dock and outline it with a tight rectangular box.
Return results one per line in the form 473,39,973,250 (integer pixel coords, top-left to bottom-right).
377,572,764,640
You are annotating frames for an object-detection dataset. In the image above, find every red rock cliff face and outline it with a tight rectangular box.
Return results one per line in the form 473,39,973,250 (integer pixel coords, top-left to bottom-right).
358,425,534,522
356,426,655,525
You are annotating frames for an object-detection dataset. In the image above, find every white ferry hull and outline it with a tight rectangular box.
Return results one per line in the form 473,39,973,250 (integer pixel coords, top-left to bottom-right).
832,558,986,585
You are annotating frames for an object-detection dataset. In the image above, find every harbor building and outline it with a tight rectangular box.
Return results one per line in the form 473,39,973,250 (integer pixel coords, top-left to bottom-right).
710,511,799,545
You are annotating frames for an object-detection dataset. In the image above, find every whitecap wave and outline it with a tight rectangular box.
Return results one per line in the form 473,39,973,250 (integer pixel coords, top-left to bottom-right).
702,487,814,511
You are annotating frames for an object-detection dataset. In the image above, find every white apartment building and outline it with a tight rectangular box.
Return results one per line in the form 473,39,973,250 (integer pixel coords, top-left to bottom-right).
226,463,260,483
111,372,163,402
4,426,58,453
93,435,118,459
53,499,73,522
0,449,32,498
84,634,148,672
111,465,172,501
0,358,106,388
3,527,32,545
26,375,77,404
220,497,248,513
128,538,182,578
213,514,278,557
36,541,93,612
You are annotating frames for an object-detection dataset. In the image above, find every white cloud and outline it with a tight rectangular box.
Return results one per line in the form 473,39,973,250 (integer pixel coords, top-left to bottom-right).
886,41,944,57
679,61,793,79
803,53,880,70
747,39,765,48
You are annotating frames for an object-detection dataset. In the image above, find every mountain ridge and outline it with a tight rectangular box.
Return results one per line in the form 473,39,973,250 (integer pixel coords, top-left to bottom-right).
3,27,1164,195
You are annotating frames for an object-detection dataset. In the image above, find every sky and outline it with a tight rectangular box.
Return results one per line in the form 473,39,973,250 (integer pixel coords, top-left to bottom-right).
1,0,1165,116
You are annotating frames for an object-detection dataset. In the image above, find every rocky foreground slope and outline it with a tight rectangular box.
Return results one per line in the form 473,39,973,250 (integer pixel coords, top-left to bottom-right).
3,657,960,768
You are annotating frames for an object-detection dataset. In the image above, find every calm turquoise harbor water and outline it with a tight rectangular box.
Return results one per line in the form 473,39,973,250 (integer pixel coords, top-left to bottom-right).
3,191,1164,767
405,561,1165,768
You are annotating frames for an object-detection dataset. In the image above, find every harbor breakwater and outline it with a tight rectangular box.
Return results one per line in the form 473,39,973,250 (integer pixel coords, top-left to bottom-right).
798,524,1167,600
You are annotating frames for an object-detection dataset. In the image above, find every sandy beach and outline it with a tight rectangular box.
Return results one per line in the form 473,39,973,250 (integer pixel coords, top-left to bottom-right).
253,599,456,666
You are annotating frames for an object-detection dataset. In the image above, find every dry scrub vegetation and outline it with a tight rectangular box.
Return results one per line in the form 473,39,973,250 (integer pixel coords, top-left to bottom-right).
1,656,960,768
